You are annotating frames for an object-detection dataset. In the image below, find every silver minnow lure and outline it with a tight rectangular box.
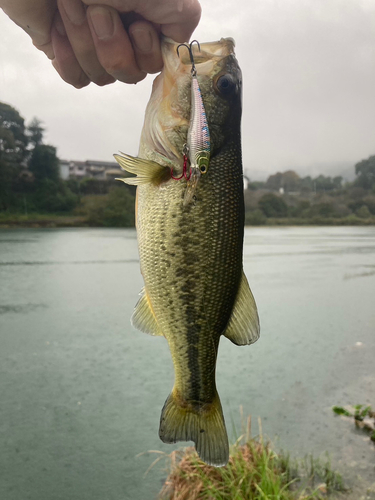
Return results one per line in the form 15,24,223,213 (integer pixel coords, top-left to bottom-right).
177,41,211,204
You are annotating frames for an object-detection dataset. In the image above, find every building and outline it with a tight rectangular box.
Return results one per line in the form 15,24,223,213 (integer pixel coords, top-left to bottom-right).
59,160,70,180
59,159,122,180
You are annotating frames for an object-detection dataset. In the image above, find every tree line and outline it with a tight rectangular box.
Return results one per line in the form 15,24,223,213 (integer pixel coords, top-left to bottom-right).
1,100,375,227
244,163,375,225
0,101,78,213
0,101,135,226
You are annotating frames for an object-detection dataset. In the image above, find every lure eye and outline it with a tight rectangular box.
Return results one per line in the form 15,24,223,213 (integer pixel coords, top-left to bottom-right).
200,165,207,174
215,74,237,95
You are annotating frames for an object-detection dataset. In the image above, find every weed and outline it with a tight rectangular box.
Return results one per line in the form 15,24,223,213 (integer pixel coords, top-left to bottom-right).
333,404,375,442
154,415,346,500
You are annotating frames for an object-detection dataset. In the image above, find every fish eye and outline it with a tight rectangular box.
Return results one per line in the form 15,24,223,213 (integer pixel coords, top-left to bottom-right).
215,74,237,95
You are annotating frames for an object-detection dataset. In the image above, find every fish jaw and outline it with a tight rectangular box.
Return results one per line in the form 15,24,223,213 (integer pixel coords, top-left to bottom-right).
138,37,239,170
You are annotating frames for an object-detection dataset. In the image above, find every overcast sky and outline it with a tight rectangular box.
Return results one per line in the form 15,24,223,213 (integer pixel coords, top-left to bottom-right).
1,0,375,180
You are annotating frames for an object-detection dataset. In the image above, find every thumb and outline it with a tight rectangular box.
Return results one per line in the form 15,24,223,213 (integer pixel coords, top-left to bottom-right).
160,3,201,43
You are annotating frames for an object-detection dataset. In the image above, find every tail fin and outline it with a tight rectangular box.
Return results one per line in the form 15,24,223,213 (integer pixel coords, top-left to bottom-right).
159,390,229,467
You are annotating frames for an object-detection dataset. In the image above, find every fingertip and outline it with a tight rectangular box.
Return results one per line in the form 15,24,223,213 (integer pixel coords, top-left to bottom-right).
51,21,91,88
128,21,163,74
161,0,202,43
162,21,199,44
52,58,90,88
87,6,148,84
116,71,147,85
96,75,116,87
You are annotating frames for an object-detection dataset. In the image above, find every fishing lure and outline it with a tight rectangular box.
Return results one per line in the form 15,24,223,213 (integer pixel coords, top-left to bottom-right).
176,40,211,204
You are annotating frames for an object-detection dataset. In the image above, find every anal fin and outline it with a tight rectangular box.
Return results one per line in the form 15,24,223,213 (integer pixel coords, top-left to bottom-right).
224,271,260,345
131,288,163,336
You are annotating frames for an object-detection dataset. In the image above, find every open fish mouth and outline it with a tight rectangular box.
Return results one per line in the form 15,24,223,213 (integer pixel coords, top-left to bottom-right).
161,37,236,77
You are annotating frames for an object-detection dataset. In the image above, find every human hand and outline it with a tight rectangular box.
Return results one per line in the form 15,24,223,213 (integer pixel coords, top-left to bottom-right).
0,0,56,59
1,0,201,88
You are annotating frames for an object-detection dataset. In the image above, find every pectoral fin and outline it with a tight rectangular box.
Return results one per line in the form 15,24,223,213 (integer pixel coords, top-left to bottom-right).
224,271,260,345
114,153,171,186
131,288,163,336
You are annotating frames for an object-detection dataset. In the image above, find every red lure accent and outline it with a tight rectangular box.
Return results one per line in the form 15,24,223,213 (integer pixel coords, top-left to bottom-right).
171,154,191,181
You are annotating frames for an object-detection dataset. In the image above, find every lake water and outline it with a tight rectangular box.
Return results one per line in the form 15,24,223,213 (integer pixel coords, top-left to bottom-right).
0,226,374,499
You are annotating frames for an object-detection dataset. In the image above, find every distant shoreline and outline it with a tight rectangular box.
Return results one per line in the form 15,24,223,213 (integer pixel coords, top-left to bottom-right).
0,215,89,229
1,214,375,229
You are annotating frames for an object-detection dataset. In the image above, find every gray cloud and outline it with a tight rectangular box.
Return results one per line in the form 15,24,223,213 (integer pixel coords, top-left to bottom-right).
1,0,375,180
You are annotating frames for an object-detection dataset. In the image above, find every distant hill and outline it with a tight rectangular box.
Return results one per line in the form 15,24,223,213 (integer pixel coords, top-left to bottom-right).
246,161,355,182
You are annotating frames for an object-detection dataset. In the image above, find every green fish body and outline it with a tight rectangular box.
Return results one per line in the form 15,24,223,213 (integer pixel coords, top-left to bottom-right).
115,38,259,467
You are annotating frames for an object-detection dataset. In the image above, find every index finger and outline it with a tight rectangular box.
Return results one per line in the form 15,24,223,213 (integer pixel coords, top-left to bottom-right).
81,0,201,42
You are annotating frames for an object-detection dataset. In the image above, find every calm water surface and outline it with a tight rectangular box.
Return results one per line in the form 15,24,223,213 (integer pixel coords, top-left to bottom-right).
0,227,374,499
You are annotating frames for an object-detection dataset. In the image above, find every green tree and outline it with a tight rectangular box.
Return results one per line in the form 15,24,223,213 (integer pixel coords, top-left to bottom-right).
266,170,300,192
289,200,311,217
27,117,44,148
29,144,60,183
299,176,314,193
265,172,283,191
356,205,371,218
85,186,135,227
332,176,343,190
282,170,300,192
258,193,288,217
0,102,29,210
0,160,15,210
314,175,338,192
0,102,28,164
313,202,335,217
33,178,78,212
245,209,266,225
354,155,375,190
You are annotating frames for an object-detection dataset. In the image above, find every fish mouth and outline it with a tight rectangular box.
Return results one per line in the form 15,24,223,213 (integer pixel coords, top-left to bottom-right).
139,37,238,167
162,37,236,77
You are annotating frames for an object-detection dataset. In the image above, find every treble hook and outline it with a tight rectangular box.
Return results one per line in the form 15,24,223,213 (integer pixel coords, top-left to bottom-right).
176,40,201,76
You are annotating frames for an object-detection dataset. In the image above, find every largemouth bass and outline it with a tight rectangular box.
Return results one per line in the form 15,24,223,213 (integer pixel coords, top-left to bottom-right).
115,37,260,467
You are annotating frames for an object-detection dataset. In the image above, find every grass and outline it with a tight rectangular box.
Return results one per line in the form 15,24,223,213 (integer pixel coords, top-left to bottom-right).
150,416,347,500
333,404,375,443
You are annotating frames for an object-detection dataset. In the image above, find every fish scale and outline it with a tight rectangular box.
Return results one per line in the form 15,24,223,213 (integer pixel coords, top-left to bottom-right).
115,37,260,466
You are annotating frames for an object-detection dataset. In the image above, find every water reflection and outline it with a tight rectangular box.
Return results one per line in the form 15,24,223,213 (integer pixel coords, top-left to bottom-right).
0,303,47,314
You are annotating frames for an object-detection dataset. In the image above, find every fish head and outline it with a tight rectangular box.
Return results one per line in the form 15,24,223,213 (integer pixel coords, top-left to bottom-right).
139,37,242,169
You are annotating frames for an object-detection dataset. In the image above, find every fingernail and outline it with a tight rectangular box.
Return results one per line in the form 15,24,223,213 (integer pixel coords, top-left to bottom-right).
130,28,153,53
89,6,114,40
61,0,86,25
54,13,66,36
